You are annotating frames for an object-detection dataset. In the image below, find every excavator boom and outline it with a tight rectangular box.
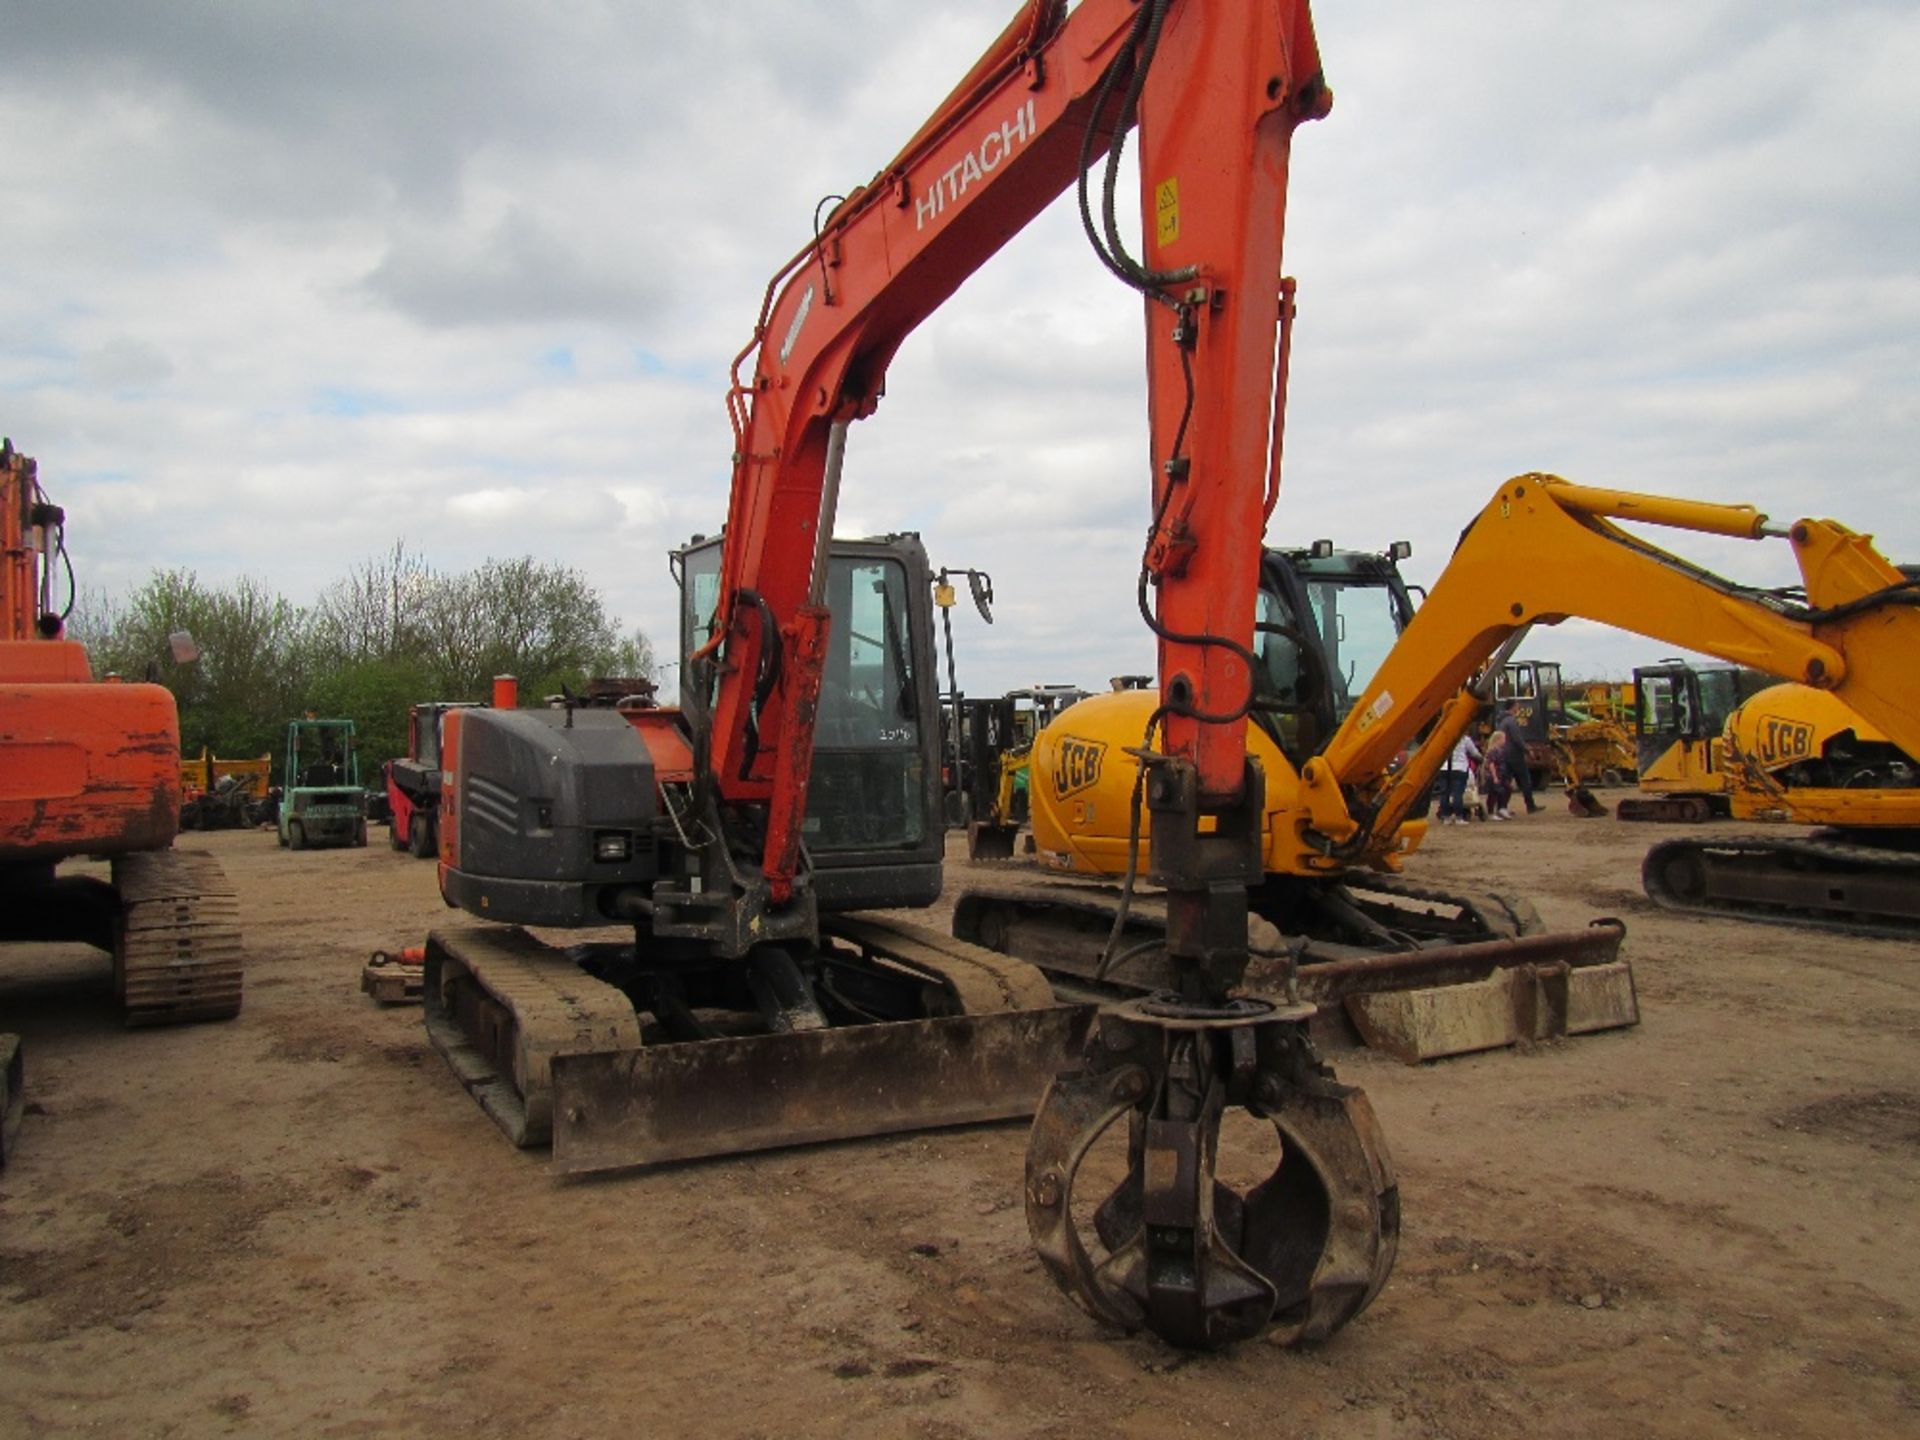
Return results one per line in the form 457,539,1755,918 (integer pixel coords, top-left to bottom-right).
1301,475,1920,871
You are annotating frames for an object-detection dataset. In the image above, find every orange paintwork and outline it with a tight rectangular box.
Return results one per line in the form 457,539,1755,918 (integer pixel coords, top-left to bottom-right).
0,676,180,860
709,0,1329,894
0,445,182,863
624,709,694,785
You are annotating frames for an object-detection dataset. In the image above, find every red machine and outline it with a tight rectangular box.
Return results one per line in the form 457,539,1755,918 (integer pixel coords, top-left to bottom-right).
430,0,1387,1350
0,440,242,1036
384,695,491,858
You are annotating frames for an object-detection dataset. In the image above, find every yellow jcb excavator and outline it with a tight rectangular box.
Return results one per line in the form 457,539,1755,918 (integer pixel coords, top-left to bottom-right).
1639,679,1920,935
1614,659,1761,821
959,474,1920,1055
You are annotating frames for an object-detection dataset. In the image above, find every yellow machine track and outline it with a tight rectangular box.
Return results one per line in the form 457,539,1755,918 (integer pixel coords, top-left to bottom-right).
111,849,244,1026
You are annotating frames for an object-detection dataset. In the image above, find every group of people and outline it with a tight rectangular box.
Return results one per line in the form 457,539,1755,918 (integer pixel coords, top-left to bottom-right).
1436,710,1542,825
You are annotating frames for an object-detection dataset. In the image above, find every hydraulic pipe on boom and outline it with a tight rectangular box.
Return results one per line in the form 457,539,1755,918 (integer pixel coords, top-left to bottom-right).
689,0,1382,1349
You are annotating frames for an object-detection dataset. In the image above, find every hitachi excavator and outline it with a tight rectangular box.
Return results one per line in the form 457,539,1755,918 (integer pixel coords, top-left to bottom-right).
420,0,1920,1354
425,0,1394,1352
0,440,244,1159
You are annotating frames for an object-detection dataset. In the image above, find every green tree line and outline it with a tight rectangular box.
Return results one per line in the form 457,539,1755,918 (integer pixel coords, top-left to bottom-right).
72,542,654,779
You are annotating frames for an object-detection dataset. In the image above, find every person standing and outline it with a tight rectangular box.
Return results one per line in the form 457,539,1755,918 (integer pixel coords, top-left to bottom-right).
1483,730,1515,819
1437,730,1481,825
1496,709,1542,814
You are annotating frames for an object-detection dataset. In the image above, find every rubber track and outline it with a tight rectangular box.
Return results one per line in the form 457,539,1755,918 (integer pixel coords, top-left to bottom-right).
422,925,643,1147
1642,833,1920,940
111,849,244,1026
823,915,1057,1013
953,871,1545,960
1341,872,1546,941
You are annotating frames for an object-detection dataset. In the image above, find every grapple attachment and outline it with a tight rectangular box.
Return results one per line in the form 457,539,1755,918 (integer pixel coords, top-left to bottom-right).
1027,996,1398,1350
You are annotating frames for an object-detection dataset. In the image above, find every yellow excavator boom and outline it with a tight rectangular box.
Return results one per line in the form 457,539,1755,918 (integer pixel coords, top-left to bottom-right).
1298,474,1920,870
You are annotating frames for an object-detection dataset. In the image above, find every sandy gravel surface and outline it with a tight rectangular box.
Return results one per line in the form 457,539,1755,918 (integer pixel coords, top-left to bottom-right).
2,806,1916,1438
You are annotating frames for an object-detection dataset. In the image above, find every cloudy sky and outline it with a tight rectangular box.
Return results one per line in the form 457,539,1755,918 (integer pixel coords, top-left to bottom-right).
5,0,1916,698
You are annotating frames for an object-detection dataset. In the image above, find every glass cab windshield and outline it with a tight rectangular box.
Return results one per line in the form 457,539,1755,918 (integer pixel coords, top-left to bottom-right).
677,540,924,854
1253,552,1414,763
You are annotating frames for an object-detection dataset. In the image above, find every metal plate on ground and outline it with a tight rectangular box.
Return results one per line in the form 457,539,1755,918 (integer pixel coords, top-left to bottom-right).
361,958,423,1004
1344,959,1639,1063
550,1004,1093,1175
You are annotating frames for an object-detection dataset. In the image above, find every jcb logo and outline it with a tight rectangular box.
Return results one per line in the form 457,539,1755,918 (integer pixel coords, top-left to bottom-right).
1051,737,1107,800
1756,716,1816,764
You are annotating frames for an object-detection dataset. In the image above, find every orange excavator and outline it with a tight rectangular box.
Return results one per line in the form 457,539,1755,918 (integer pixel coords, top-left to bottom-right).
423,0,1394,1350
412,0,1920,1349
0,440,243,1158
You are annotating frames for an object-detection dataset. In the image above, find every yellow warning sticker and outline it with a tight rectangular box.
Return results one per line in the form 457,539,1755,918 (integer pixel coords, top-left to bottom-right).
1155,177,1179,246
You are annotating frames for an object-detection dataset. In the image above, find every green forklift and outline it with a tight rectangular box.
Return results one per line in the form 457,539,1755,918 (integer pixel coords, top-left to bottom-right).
278,718,368,850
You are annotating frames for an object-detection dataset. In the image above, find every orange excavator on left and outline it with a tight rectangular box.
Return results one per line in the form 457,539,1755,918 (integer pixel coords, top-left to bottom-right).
0,439,243,1159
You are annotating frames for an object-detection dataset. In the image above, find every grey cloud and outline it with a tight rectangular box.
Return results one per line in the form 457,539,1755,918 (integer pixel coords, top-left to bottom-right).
82,338,175,391
359,207,665,328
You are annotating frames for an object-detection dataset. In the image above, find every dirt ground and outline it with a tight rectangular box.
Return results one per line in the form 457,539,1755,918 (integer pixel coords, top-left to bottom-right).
2,805,1917,1439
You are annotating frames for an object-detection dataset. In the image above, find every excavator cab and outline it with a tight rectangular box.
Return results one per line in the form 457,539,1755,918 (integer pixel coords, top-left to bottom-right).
674,532,945,909
1626,660,1745,813
1251,544,1418,764
1493,660,1568,754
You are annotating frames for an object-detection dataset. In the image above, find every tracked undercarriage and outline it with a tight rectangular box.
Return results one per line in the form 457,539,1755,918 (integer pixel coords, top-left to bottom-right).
111,849,244,1026
954,869,1638,1064
1642,831,1920,937
424,916,1091,1174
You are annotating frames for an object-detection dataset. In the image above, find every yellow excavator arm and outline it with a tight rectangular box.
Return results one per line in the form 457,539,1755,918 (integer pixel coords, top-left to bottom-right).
1294,473,1920,869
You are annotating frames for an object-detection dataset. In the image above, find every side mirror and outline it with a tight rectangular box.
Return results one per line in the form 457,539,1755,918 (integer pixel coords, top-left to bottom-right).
967,571,994,625
168,631,201,665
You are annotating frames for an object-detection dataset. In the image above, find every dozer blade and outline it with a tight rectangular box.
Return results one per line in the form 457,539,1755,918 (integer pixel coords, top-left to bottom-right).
425,918,1093,1173
551,1004,1091,1175
1331,922,1638,1063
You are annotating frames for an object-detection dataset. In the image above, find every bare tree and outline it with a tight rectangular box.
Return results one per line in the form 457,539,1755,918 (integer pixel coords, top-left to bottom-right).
309,540,433,666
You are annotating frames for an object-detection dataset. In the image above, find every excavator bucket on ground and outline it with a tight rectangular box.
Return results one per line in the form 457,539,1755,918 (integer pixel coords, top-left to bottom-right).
423,918,1093,1175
